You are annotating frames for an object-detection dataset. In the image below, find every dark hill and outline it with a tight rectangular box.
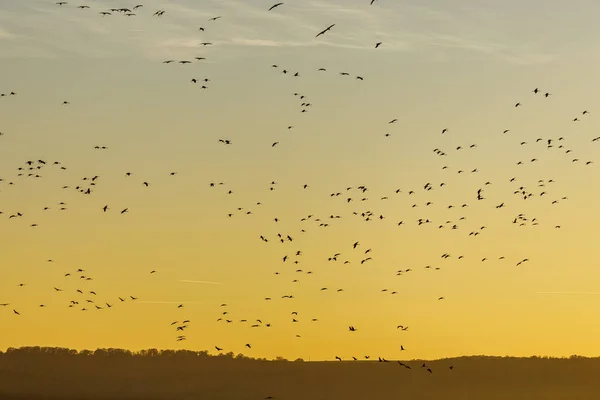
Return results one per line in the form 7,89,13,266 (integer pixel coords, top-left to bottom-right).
0,347,599,400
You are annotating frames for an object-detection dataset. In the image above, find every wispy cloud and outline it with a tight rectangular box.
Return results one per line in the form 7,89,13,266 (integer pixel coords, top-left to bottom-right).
138,300,205,304
155,38,206,50
0,27,15,39
178,280,223,285
421,33,553,65
0,0,554,64
228,38,309,48
535,291,600,296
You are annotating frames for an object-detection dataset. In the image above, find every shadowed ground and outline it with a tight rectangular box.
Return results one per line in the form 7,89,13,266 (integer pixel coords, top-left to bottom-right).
0,348,599,399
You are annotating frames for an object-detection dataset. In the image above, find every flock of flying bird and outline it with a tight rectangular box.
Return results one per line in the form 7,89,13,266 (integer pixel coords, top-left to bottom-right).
1,1,598,388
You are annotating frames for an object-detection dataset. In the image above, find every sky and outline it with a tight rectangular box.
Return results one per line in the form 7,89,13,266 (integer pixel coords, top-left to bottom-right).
1,0,600,361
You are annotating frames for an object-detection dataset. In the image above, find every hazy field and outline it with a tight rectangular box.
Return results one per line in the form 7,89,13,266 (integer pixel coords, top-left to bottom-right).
0,348,599,399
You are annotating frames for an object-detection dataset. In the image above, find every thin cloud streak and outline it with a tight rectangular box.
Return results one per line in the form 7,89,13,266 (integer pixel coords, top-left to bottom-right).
0,27,15,39
421,33,553,65
228,37,311,48
225,37,395,51
535,291,600,296
0,0,553,65
138,300,206,305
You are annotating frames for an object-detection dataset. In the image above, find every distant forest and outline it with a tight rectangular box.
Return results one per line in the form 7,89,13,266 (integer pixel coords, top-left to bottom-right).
1,347,600,400
0,345,594,361
0,346,299,361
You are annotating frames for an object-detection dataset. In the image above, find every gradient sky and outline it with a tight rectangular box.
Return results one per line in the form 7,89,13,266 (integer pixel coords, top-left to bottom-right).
1,0,600,361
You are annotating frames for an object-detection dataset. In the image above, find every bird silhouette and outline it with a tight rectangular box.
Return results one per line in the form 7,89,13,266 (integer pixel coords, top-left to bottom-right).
316,24,335,38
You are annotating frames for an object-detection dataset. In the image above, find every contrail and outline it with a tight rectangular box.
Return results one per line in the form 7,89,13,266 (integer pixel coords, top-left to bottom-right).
535,291,600,295
178,279,223,285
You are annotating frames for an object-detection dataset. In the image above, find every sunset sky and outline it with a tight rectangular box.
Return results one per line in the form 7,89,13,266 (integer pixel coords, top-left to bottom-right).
1,0,600,361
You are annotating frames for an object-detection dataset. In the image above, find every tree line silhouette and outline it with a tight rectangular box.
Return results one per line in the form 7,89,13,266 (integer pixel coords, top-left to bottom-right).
0,346,595,362
0,346,307,362
1,347,600,400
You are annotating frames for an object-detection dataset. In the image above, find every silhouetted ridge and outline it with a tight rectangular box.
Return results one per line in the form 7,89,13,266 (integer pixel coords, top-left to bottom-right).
1,347,600,399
